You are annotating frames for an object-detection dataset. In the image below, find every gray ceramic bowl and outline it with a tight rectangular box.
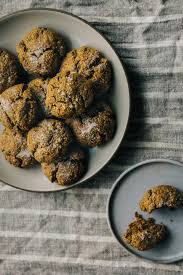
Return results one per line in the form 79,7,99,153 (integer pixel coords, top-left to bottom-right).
107,159,183,263
0,9,130,192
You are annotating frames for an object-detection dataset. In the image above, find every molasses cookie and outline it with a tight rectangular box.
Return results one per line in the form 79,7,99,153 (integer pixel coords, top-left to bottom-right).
27,119,72,163
0,49,18,94
28,78,51,118
46,73,93,118
67,101,115,147
0,127,34,167
139,185,183,213
0,84,38,131
16,27,65,76
60,46,112,96
122,212,166,251
41,145,86,186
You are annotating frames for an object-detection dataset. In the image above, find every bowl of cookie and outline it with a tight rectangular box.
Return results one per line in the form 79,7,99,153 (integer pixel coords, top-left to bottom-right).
0,9,130,191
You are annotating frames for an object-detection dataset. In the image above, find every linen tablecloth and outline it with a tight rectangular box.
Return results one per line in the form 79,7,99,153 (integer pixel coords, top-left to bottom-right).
1,0,183,274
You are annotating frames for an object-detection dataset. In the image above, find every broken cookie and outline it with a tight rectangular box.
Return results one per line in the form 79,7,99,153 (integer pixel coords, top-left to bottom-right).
122,212,166,251
139,185,183,213
60,46,112,96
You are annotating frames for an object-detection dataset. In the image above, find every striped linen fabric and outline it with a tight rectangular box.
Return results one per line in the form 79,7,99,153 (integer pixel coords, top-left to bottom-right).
1,0,183,274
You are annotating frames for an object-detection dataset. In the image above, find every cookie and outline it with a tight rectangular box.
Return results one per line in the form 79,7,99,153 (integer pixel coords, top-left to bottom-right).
122,212,166,251
0,49,18,94
66,101,115,147
16,27,65,76
28,78,51,118
0,84,38,132
46,73,93,118
27,119,72,163
41,145,86,186
60,46,112,96
139,185,183,213
0,127,34,167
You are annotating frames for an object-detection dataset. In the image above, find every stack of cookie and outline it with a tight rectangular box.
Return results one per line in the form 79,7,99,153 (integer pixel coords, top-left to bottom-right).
0,27,116,186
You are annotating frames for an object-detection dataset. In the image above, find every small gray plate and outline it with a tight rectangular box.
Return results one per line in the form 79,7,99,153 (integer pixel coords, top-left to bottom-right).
107,159,183,263
0,9,130,192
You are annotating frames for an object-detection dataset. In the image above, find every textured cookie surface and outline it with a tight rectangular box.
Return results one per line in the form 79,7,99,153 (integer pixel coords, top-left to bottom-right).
139,185,183,213
46,73,93,118
0,84,38,131
16,27,65,76
122,212,166,251
28,78,51,118
41,145,86,186
66,101,115,147
27,119,72,163
60,46,112,96
0,127,34,167
0,49,18,94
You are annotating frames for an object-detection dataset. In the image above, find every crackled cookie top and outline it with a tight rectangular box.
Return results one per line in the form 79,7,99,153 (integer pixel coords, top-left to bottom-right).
28,78,51,118
46,73,93,118
27,119,72,163
60,46,112,96
0,84,38,132
0,49,19,94
16,27,65,76
0,127,34,167
139,185,183,213
66,101,115,147
41,145,86,186
122,212,166,251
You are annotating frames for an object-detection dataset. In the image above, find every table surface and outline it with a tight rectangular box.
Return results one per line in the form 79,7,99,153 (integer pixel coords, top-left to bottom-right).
1,0,183,274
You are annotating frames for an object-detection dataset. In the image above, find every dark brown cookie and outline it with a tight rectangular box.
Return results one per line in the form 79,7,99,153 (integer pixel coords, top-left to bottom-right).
46,73,93,118
16,27,65,76
0,84,38,132
139,185,183,213
122,212,166,251
0,49,19,94
27,119,72,163
28,78,51,118
60,46,112,96
0,127,34,167
66,101,115,147
41,145,86,186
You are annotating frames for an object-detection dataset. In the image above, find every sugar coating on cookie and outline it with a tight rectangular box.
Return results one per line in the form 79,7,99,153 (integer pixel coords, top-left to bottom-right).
27,119,72,163
0,127,34,167
46,73,93,118
41,145,86,186
122,212,166,251
60,46,112,96
66,101,115,147
28,78,51,118
139,185,183,213
16,27,65,76
0,49,19,94
0,84,38,132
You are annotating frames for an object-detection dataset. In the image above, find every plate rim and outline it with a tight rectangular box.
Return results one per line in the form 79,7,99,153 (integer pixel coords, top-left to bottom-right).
107,158,183,264
0,8,131,193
